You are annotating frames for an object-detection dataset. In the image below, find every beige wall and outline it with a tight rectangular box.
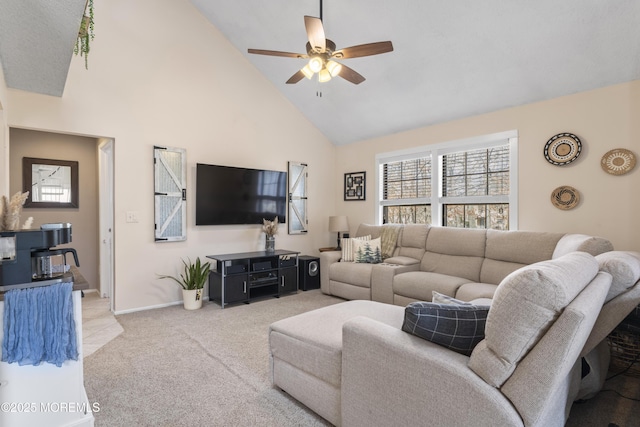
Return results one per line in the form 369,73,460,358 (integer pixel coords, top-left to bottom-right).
2,0,638,312
336,80,640,252
8,128,99,290
3,0,337,312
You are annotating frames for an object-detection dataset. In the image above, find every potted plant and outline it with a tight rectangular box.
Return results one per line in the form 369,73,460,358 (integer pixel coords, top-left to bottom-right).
158,257,211,310
74,0,95,69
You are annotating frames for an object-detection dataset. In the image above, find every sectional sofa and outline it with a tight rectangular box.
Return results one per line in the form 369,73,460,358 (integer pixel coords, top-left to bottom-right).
319,223,614,305
268,224,640,426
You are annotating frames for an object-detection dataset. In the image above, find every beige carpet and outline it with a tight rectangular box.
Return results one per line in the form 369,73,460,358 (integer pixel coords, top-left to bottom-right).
84,290,339,426
84,290,640,426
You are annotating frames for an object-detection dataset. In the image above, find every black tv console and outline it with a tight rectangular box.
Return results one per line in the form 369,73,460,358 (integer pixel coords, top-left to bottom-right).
207,250,299,308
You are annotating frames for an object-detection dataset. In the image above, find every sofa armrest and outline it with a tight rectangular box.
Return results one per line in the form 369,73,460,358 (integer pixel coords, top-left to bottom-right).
370,263,420,304
582,279,640,356
319,251,342,295
341,317,523,427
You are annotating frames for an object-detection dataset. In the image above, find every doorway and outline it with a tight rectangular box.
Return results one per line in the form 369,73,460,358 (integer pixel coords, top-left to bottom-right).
99,139,115,312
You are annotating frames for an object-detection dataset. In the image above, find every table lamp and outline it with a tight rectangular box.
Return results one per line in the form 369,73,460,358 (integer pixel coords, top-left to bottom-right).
329,216,349,249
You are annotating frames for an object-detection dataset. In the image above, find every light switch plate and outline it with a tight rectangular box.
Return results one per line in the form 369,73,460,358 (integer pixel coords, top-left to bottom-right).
126,211,139,223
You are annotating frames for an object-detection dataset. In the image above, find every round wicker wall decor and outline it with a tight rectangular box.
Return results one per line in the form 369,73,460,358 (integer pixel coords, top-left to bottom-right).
551,186,580,210
544,133,582,166
601,148,636,175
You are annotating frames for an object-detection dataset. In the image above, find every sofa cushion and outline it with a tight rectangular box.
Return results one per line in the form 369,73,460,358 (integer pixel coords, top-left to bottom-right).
596,251,640,302
468,251,600,387
383,256,420,266
353,237,383,264
355,224,383,239
422,227,486,282
395,224,429,260
454,282,498,301
341,235,370,262
485,229,563,265
393,271,472,302
552,233,614,258
402,301,490,356
270,300,405,388
330,261,376,288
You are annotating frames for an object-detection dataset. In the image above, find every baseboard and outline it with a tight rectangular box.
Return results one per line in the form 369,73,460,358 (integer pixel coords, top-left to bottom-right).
114,296,210,315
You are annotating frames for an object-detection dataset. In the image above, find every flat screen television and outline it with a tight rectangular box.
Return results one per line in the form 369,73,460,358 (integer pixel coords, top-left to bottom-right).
196,163,287,226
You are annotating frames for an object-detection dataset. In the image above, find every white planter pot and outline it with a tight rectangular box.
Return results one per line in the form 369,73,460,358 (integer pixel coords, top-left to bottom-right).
182,288,203,310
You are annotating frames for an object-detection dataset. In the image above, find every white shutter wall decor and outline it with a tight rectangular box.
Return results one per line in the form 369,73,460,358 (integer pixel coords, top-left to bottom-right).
288,161,308,234
154,146,187,242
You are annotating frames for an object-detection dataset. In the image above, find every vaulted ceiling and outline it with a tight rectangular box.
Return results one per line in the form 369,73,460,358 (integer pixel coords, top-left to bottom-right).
1,1,639,145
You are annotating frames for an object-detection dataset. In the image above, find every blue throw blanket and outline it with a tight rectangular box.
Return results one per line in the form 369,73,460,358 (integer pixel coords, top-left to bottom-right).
2,282,78,367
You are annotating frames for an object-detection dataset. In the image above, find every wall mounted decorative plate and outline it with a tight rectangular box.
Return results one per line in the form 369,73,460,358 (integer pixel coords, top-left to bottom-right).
544,133,582,166
601,148,636,175
551,185,580,210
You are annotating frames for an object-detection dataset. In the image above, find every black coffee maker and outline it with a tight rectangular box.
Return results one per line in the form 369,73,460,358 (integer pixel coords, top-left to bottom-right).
0,223,80,291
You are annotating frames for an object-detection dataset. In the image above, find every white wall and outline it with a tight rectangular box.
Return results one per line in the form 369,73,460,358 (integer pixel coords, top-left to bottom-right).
5,0,337,312
0,59,9,196
336,80,640,252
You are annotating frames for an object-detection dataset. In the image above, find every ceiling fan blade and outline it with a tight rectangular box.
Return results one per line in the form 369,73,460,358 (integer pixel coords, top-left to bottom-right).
286,70,306,84
248,49,307,59
337,63,366,85
304,16,326,53
333,41,394,59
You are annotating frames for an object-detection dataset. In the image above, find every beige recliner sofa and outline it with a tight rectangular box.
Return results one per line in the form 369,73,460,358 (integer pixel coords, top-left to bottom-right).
269,225,640,425
320,223,614,305
270,251,628,426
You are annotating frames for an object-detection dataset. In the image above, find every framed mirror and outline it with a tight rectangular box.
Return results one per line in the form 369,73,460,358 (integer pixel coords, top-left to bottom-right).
23,157,79,208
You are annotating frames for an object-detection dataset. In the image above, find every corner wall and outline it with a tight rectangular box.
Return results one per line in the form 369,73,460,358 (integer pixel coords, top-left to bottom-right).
336,80,640,252
6,0,337,312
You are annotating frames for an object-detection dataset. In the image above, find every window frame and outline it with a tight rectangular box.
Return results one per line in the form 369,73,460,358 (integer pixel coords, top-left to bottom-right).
375,130,519,229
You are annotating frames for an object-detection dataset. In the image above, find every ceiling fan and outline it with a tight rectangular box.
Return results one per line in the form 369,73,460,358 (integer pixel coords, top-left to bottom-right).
247,0,393,85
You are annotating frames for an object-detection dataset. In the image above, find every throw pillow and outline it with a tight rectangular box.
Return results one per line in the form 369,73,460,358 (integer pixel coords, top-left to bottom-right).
431,291,472,305
353,237,382,264
341,235,371,262
402,301,489,356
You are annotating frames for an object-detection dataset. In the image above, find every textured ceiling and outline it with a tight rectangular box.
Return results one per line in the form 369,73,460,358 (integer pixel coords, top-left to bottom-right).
0,0,87,96
1,1,639,145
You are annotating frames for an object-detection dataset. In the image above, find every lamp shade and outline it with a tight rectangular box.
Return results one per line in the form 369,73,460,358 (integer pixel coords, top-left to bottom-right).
329,216,349,233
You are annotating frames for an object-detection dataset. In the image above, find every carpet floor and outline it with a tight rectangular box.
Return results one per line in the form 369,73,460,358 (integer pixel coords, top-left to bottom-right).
84,290,338,426
84,290,640,426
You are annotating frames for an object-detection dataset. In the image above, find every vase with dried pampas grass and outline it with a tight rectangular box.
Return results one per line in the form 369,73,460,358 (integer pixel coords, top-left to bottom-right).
0,191,32,232
262,217,278,252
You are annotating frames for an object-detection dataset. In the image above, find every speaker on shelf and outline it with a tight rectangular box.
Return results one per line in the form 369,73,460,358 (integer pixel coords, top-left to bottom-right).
298,256,320,291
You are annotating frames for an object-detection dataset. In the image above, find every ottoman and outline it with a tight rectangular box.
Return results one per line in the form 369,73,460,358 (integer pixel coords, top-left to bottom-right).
269,300,405,426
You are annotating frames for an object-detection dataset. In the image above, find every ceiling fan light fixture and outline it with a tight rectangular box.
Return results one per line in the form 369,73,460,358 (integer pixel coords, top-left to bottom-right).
301,64,314,79
308,56,324,73
318,68,332,83
326,60,342,77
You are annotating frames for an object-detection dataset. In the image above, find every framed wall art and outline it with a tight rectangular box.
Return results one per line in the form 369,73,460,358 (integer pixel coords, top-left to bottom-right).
344,171,366,201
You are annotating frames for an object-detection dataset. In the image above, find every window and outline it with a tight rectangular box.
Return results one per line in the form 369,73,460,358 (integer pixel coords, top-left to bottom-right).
376,131,518,230
382,157,431,224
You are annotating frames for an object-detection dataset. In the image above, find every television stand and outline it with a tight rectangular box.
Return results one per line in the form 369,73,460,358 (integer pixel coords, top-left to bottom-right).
207,250,299,308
